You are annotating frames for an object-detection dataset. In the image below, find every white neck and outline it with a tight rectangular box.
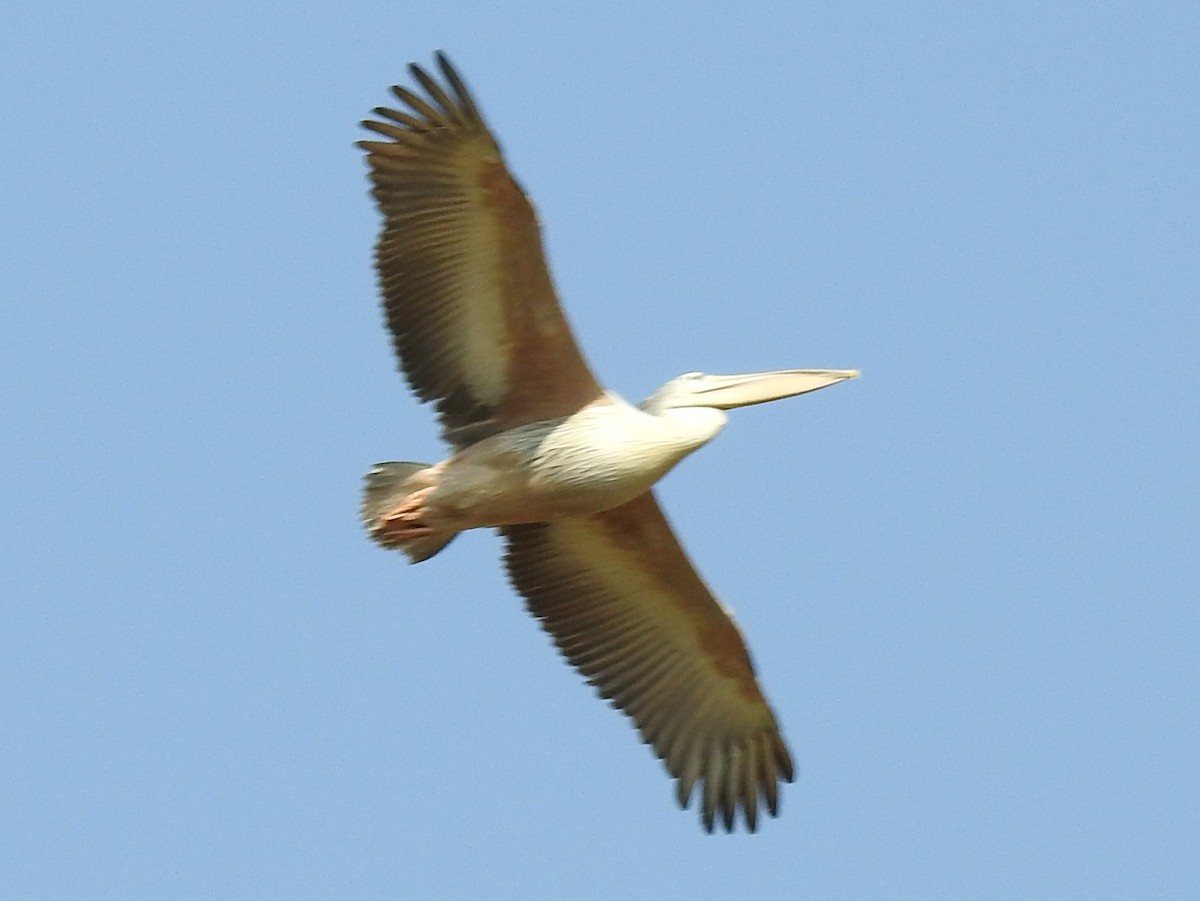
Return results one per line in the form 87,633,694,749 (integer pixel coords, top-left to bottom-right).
656,406,728,453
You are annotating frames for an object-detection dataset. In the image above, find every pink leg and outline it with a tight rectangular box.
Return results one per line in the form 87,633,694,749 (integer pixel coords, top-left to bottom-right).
376,486,437,539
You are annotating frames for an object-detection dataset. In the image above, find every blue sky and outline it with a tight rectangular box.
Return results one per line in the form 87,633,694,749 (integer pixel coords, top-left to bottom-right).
4,2,1198,898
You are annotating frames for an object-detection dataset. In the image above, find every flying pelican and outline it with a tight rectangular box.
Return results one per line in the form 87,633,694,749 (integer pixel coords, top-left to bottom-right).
358,53,858,832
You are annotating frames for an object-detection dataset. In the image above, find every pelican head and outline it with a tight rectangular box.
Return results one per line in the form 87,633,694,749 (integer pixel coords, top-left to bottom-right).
642,368,860,415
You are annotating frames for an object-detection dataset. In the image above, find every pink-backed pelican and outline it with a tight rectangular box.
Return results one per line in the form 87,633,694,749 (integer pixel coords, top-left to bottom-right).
358,53,858,832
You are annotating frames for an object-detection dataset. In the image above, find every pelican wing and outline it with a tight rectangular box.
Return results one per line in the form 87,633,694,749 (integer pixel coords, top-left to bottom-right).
359,54,602,444
503,492,794,832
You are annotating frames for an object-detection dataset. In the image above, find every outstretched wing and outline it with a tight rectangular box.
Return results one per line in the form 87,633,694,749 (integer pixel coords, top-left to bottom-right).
503,492,794,832
359,54,603,445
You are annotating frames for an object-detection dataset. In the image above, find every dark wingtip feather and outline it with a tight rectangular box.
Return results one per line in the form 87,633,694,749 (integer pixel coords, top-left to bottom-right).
435,52,483,123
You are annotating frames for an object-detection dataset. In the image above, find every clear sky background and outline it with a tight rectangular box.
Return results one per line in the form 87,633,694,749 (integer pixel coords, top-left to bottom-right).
4,2,1197,899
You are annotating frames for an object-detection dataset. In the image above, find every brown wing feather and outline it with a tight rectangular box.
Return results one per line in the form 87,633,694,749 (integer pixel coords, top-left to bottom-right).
359,53,602,444
503,492,794,832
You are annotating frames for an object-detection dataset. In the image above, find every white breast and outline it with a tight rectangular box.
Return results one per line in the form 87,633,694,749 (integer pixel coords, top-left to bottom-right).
528,395,726,506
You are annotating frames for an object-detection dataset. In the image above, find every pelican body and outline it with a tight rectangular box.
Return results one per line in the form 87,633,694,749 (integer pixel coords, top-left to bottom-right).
370,394,707,545
358,54,858,832
365,370,854,558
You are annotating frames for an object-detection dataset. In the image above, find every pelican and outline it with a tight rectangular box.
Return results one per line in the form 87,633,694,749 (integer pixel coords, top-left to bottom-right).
358,53,858,832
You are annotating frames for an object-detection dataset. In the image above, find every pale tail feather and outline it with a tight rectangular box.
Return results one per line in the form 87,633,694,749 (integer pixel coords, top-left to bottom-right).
360,462,457,563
